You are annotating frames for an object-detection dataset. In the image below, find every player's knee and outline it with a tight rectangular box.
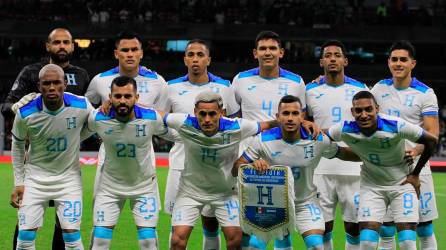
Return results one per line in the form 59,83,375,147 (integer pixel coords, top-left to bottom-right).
226,235,242,249
17,230,37,249
171,232,188,249
303,234,323,250
417,223,434,237
380,225,396,238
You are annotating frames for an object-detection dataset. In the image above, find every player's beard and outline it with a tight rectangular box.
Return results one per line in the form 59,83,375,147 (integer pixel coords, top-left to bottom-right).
115,104,134,122
49,50,72,65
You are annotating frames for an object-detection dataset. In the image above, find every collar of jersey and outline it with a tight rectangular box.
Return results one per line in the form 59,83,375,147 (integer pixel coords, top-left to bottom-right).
182,72,219,85
34,94,77,115
185,115,240,134
319,75,352,87
100,105,145,120
250,67,288,80
262,126,310,143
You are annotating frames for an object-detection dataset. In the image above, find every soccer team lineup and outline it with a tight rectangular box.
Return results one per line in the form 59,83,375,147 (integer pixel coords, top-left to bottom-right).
2,27,443,250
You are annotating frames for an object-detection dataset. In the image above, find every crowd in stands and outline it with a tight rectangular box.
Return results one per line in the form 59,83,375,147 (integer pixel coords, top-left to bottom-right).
0,0,445,26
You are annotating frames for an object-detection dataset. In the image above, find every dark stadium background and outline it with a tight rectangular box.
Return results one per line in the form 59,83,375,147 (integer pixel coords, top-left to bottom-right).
0,0,445,160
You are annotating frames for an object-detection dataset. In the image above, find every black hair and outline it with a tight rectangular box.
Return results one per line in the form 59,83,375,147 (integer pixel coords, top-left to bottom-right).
389,40,416,59
278,95,302,109
111,75,137,92
352,91,377,105
320,40,347,58
115,30,141,48
186,39,211,54
255,30,281,48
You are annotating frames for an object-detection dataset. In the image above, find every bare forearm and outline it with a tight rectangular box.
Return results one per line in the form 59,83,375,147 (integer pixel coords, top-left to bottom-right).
11,137,26,186
259,120,280,131
336,147,361,162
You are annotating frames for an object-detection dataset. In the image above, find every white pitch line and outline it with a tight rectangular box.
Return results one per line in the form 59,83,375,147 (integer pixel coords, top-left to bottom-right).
435,193,446,197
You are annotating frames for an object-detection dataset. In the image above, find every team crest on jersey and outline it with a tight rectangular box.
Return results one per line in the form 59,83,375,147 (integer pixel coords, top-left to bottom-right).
65,74,77,85
238,165,295,242
135,124,147,137
66,117,77,129
137,80,149,93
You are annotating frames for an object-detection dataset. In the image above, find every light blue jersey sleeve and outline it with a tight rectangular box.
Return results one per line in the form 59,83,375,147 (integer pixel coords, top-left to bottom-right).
163,113,189,131
320,134,339,159
11,113,27,185
397,119,424,142
327,123,343,142
242,135,263,162
239,118,261,139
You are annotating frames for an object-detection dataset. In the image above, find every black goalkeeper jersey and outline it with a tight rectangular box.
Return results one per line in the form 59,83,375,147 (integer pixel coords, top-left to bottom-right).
1,60,90,117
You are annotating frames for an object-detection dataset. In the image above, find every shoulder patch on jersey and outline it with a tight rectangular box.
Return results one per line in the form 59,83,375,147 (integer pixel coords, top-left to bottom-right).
261,127,282,142
238,68,260,79
184,115,200,130
219,118,241,131
63,93,87,109
95,110,112,121
410,78,430,93
134,105,157,120
342,121,361,134
138,66,158,79
168,75,188,85
377,116,398,133
99,67,119,77
345,76,367,89
305,82,321,91
377,78,393,85
19,96,43,118
279,68,303,84
208,72,230,87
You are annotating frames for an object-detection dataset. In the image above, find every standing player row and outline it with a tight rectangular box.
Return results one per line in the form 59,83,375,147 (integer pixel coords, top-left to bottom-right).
5,28,440,250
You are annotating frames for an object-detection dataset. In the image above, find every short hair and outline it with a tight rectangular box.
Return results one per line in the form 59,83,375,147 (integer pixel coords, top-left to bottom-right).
278,95,303,110
39,64,64,80
352,91,377,105
389,40,416,59
320,40,347,58
186,39,210,54
111,75,137,92
255,30,281,48
194,91,223,109
115,30,141,48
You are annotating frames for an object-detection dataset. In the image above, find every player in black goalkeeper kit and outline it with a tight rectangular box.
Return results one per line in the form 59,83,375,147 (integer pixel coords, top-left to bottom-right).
2,28,90,250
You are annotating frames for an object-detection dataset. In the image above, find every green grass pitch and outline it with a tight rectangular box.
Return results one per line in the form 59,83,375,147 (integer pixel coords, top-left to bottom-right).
0,164,445,249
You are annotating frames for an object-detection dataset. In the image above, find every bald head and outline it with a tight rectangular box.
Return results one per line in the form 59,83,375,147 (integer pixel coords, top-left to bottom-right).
46,28,74,65
48,28,72,42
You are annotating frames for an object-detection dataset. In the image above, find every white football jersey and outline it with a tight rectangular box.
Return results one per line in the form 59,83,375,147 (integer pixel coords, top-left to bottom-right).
156,72,240,170
328,114,424,186
371,78,438,175
85,66,167,106
12,93,93,189
164,113,260,200
232,67,306,121
306,76,368,175
87,105,168,196
242,127,338,202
